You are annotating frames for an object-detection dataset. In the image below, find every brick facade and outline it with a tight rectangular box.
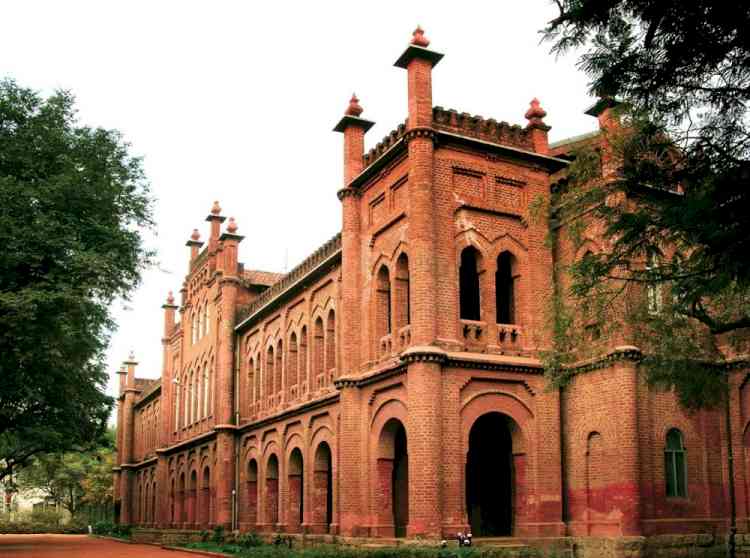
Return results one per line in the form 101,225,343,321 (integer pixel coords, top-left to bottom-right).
114,29,749,545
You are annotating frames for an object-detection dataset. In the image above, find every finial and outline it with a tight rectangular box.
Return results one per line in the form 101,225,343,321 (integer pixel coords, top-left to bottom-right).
190,228,200,241
411,25,430,47
345,93,363,117
166,291,175,305
128,350,135,361
226,217,238,234
525,98,547,125
210,200,222,215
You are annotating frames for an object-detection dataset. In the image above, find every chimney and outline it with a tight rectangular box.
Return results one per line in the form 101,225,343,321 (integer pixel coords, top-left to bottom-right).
525,98,550,154
395,26,443,130
186,229,203,269
585,98,622,180
206,201,226,251
218,217,244,276
117,364,127,395
124,351,137,388
333,94,374,185
162,291,178,339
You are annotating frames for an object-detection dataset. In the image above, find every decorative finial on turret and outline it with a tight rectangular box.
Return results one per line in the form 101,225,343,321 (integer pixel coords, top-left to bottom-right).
525,98,547,127
210,200,221,215
226,217,238,234
166,291,175,305
128,350,135,361
345,93,363,117
411,25,430,47
190,228,200,241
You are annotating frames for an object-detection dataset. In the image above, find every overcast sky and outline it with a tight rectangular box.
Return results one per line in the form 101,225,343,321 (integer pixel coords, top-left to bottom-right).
2,1,596,402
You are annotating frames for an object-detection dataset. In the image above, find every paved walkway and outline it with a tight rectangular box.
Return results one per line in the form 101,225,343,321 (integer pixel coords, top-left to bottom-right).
0,534,203,557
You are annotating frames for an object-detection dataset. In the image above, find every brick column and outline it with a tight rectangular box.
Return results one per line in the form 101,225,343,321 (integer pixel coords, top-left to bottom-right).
119,355,138,525
616,359,642,535
155,451,169,527
396,27,445,538
333,94,374,537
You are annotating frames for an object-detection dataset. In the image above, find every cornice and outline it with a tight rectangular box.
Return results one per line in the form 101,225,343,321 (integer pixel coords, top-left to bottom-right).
159,429,217,456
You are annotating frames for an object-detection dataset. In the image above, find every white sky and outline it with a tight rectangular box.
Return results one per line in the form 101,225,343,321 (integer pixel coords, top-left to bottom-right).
1,1,596,406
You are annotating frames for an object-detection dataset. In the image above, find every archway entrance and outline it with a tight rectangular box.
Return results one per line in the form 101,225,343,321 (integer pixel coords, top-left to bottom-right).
287,448,304,532
313,442,332,532
266,455,279,526
466,412,514,536
377,418,408,537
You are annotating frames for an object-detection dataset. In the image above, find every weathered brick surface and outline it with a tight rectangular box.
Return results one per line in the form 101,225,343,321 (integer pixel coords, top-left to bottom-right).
113,28,749,555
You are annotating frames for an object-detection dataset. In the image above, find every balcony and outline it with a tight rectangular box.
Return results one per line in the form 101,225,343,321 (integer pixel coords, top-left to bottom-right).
397,325,412,350
461,319,487,351
496,323,522,352
378,334,394,359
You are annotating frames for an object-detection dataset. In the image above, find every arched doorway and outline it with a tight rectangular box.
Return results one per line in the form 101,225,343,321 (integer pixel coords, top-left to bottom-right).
244,459,258,527
178,473,186,524
266,455,279,526
199,467,210,528
287,448,304,532
313,442,332,532
377,418,408,537
188,470,198,526
466,412,514,536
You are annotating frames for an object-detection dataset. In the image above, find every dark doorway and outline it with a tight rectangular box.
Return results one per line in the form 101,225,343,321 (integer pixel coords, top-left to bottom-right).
313,442,333,532
392,422,409,537
466,412,514,536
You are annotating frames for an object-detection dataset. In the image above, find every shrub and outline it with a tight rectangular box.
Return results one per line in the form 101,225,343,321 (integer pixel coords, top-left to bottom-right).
236,532,263,548
211,525,225,544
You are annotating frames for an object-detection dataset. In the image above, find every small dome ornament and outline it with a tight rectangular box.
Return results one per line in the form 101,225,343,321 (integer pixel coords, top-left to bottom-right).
210,200,222,215
128,350,135,361
525,98,547,126
345,93,363,117
166,291,175,305
226,217,238,234
411,26,430,47
190,228,201,241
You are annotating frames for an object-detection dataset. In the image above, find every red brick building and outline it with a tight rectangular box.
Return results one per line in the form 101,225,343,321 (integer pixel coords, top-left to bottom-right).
113,28,750,549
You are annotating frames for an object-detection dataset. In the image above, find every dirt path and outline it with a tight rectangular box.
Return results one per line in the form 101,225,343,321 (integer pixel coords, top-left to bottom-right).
0,534,204,557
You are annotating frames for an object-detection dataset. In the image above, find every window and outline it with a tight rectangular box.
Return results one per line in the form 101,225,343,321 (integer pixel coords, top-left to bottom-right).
202,365,209,418
326,310,336,376
288,333,298,392
459,247,481,321
395,254,410,329
647,253,663,315
174,378,180,431
376,265,392,338
665,428,687,497
496,251,516,324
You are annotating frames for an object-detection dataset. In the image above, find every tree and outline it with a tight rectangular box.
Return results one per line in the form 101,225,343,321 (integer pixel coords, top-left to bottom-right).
16,430,116,517
541,1,750,407
0,79,153,480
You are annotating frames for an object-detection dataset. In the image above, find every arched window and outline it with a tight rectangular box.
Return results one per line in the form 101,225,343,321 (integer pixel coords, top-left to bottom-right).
193,372,199,423
288,333,298,395
202,365,209,418
183,370,190,428
326,310,336,377
204,305,210,336
313,317,324,382
496,251,517,324
299,326,308,390
266,346,274,399
197,305,203,340
276,340,284,396
647,253,663,315
192,313,197,344
254,355,261,404
174,379,180,431
665,428,687,497
395,253,410,329
248,356,255,410
459,247,481,321
376,265,392,338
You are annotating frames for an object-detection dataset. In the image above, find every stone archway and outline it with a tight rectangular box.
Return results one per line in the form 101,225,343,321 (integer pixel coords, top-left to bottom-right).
466,412,518,536
377,418,409,537
242,459,258,527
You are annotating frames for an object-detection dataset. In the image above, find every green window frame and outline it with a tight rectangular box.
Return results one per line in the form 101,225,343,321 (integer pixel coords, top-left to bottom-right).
665,428,687,498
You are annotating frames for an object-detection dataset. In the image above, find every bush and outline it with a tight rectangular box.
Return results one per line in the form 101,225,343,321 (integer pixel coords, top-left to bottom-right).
211,525,225,544
30,509,63,527
91,520,131,539
236,532,263,548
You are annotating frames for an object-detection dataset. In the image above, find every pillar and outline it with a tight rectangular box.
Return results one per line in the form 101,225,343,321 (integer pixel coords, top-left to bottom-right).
395,26,444,537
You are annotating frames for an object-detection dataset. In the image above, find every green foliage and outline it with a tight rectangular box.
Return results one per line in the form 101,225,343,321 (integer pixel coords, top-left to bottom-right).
92,520,131,538
14,432,116,516
212,524,226,544
540,0,750,408
179,542,555,558
0,78,153,480
0,510,86,534
237,532,263,548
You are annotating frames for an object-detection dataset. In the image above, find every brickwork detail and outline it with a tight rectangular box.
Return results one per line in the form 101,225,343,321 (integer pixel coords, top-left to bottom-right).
113,28,748,551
